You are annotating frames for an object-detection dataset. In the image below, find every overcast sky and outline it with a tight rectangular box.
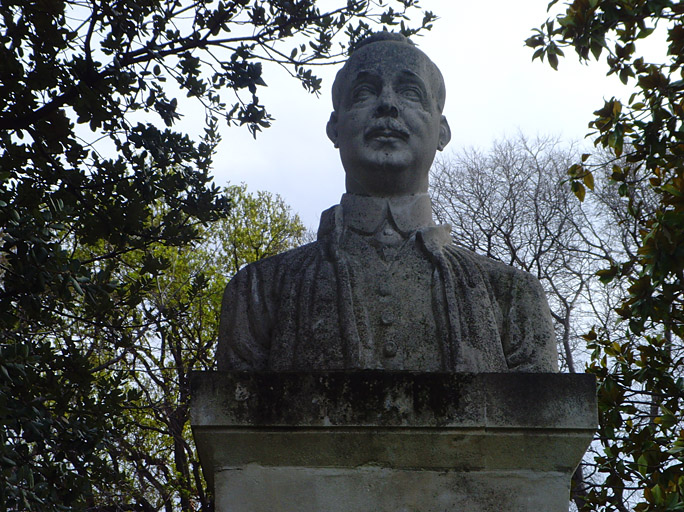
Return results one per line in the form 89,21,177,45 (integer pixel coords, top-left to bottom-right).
204,0,636,229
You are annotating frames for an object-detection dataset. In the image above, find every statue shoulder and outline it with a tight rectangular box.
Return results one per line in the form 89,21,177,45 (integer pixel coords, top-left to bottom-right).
228,203,340,282
443,244,543,291
231,240,324,281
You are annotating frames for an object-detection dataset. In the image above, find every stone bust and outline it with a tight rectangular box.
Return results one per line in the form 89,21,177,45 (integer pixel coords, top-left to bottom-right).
217,32,558,373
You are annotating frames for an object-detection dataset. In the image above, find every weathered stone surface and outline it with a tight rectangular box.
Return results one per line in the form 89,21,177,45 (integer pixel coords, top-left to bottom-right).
216,466,572,512
191,372,595,429
191,371,597,511
216,32,558,374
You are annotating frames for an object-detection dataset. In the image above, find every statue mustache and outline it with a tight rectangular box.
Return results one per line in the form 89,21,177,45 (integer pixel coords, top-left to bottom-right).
364,121,409,140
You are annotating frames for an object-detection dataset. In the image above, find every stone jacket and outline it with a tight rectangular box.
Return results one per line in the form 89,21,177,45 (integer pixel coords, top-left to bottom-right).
217,197,558,373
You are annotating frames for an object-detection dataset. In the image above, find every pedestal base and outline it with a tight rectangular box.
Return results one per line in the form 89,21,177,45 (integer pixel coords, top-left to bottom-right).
191,372,596,512
217,466,571,512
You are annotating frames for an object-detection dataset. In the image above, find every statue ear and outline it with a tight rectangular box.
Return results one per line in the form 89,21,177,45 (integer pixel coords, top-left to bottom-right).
437,115,451,151
326,112,339,148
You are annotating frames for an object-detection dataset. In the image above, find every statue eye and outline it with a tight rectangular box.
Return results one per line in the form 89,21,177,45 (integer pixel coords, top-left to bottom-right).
352,84,376,102
399,86,422,101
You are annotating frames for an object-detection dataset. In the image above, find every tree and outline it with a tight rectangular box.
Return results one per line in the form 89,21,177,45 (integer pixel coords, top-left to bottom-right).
216,183,307,270
430,135,638,510
431,135,596,374
0,1,435,509
527,2,684,510
92,185,304,510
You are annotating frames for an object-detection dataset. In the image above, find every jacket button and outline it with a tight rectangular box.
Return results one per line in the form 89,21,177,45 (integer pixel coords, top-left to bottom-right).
378,283,392,296
380,311,394,325
383,341,398,358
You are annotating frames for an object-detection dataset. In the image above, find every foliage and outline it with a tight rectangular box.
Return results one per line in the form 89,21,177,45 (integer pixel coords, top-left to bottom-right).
96,185,304,510
0,0,434,509
216,183,306,270
528,2,684,510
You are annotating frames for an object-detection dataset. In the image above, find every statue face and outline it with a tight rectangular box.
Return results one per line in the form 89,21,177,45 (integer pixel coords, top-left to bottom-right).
327,41,450,196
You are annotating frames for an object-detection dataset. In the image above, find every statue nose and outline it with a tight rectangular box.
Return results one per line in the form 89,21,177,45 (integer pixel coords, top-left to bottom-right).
375,92,399,118
376,103,399,118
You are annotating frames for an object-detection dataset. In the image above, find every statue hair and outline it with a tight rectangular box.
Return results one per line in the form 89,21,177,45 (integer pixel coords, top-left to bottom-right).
331,31,446,113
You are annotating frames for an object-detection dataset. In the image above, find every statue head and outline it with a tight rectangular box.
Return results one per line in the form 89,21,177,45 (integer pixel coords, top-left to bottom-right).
326,32,451,196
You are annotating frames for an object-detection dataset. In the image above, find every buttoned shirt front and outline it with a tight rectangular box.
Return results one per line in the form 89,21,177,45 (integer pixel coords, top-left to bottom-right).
339,193,443,370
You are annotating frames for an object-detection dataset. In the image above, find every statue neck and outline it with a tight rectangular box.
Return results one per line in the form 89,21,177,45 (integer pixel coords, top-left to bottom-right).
339,193,435,236
344,169,429,197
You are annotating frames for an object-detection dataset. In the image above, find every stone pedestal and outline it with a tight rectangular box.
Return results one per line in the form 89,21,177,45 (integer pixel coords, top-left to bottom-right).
191,372,596,512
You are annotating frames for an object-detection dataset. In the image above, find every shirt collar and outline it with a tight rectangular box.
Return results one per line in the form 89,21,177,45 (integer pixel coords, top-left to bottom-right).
316,196,452,251
339,193,436,236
